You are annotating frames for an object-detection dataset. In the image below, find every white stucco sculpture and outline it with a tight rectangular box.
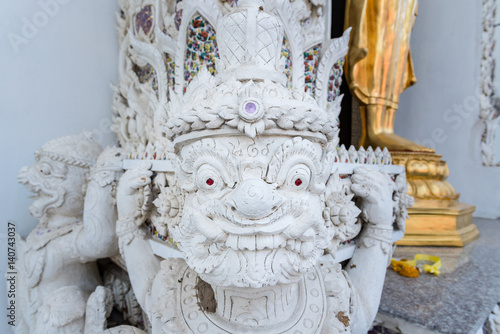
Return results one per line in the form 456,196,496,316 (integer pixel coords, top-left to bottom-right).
116,155,406,334
14,0,413,333
15,133,122,334
109,0,413,333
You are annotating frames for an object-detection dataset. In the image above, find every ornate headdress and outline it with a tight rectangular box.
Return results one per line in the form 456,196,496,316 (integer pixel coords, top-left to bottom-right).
114,0,408,266
113,0,350,155
35,132,103,168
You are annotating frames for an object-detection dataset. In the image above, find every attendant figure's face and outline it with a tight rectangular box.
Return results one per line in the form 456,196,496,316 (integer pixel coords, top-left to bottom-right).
18,156,86,221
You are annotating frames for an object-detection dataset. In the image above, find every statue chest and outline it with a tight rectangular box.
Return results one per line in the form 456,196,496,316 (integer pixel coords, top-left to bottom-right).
149,258,352,334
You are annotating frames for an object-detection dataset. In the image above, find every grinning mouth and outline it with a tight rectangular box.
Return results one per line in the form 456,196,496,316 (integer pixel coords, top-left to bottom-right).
20,177,41,194
175,196,328,271
18,169,65,219
175,202,327,288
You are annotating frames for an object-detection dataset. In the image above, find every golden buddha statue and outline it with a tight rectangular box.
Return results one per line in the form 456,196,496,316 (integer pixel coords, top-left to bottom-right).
345,0,433,152
344,0,479,246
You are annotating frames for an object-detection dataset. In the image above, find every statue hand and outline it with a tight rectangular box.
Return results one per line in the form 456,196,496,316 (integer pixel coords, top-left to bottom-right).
116,163,153,224
350,168,395,227
89,147,124,187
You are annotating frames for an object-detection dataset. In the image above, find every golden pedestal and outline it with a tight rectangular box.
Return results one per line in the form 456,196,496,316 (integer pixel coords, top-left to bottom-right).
391,151,479,246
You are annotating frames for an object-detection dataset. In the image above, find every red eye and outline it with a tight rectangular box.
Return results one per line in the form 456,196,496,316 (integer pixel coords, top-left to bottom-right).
295,179,302,186
206,178,214,186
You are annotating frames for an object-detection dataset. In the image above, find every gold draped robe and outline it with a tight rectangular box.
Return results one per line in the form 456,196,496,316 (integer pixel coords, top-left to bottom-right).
345,0,418,110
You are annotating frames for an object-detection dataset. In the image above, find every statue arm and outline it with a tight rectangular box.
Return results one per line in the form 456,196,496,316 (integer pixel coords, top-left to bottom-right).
120,227,160,314
116,164,160,313
346,225,393,333
73,148,123,261
344,168,396,333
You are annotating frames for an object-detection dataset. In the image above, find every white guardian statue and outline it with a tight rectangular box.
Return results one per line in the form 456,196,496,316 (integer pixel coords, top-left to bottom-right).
15,0,412,333
109,0,412,333
15,134,123,334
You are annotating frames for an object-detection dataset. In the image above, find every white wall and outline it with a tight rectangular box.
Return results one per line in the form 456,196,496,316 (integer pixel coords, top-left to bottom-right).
0,1,119,332
395,0,500,219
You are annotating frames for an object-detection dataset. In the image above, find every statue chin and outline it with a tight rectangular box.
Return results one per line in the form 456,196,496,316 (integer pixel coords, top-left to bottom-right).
172,197,329,288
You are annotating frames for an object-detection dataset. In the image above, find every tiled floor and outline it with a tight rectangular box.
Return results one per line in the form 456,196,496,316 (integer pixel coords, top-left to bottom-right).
375,218,500,334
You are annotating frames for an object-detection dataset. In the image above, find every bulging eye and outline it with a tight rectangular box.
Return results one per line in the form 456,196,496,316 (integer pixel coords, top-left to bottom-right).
286,164,310,190
196,165,223,190
40,168,51,176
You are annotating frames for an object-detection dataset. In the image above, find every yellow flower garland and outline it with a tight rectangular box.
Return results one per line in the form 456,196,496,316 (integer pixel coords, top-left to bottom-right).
391,254,441,277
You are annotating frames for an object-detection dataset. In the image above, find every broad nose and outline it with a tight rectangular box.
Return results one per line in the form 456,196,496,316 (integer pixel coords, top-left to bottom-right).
17,166,32,183
225,179,283,220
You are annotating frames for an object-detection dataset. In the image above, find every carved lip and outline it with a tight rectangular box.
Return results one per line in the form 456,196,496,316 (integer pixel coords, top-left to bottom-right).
23,182,42,198
212,213,295,236
208,198,300,235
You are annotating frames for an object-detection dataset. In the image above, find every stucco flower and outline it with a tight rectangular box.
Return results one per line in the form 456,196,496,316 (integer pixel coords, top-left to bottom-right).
323,191,362,242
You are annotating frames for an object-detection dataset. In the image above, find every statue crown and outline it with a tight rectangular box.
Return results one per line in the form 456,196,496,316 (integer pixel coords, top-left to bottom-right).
116,0,350,154
217,0,286,84
36,132,102,168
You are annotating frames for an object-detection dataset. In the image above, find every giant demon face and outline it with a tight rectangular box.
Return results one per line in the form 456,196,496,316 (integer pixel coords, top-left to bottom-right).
170,135,334,288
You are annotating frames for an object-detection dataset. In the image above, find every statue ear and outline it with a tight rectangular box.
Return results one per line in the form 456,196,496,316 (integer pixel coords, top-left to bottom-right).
324,174,362,253
319,142,336,186
152,174,185,233
81,181,88,197
169,152,196,192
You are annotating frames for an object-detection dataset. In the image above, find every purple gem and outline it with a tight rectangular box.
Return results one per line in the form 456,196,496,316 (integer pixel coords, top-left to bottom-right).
245,102,257,114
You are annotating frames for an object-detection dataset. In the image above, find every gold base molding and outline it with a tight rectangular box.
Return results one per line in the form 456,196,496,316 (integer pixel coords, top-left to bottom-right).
396,202,479,247
391,151,479,246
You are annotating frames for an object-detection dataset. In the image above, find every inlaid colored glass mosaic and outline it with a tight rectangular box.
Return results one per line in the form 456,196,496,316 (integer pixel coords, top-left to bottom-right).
327,58,345,102
300,17,311,28
340,238,355,246
184,14,219,92
135,5,154,35
175,0,183,31
132,61,158,95
146,221,169,242
165,53,176,90
281,35,292,89
304,44,322,96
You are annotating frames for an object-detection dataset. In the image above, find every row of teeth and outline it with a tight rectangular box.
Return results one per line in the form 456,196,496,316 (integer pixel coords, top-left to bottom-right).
225,234,287,251
24,182,41,193
219,234,315,257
